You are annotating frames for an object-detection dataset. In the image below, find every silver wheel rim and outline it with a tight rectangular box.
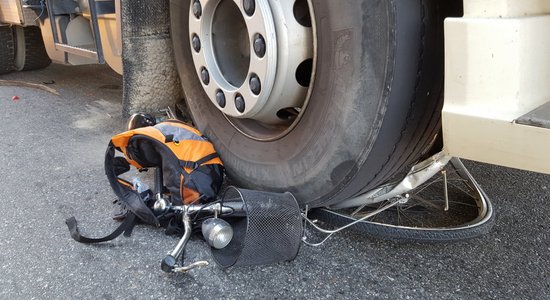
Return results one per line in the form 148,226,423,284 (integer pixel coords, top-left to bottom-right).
189,0,315,140
333,158,494,232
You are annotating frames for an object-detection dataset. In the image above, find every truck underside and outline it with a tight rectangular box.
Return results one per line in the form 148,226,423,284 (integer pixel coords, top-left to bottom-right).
1,0,549,208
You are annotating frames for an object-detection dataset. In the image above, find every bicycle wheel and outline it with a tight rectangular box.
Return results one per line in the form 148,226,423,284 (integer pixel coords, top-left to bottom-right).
310,158,495,242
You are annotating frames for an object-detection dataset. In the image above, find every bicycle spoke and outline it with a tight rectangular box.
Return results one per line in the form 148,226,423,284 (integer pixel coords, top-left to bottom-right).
314,157,494,242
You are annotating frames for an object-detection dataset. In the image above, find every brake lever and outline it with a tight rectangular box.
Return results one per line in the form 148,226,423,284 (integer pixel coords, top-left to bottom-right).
173,261,209,273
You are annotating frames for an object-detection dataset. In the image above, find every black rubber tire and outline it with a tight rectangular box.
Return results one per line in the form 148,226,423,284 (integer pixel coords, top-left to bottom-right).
310,199,495,242
14,26,51,71
170,0,459,207
0,26,15,74
121,0,183,116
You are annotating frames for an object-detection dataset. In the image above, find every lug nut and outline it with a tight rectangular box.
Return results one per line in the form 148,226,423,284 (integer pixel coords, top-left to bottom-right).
249,74,261,95
192,34,201,52
192,0,202,19
216,90,226,108
243,0,255,16
253,34,266,58
200,67,210,85
235,95,245,113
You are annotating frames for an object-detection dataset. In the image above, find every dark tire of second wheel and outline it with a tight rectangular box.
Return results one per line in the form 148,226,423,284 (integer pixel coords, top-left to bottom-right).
0,26,15,74
14,26,51,71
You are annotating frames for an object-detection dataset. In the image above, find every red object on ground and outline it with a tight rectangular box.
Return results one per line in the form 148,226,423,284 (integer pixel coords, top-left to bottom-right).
12,95,20,101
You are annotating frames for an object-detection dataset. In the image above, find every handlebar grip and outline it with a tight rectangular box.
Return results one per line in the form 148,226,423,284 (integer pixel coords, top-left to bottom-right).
161,255,176,273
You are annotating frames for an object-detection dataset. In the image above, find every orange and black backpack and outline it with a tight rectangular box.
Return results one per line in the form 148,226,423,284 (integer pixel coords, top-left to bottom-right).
66,120,224,243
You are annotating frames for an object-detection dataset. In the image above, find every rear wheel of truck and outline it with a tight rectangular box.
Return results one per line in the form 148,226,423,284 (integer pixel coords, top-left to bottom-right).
13,26,51,71
0,26,15,74
170,0,460,207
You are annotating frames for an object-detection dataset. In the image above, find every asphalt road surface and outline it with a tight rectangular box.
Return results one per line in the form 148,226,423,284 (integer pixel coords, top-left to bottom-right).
1,64,549,299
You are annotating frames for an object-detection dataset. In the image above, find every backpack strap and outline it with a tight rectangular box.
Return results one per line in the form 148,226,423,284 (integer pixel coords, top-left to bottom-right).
65,212,137,244
179,152,220,170
104,143,159,226
65,142,159,244
195,152,220,166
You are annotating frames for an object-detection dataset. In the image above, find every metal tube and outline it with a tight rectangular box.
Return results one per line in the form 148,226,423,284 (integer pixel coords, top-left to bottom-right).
169,212,192,259
154,168,163,196
45,0,60,43
443,169,449,211
304,198,402,235
87,0,105,63
180,201,247,217
162,207,209,273
301,198,404,247
332,152,452,209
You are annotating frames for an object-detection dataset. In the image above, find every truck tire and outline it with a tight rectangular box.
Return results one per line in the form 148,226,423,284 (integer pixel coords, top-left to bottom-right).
14,26,51,71
121,0,183,116
170,0,459,207
0,26,15,74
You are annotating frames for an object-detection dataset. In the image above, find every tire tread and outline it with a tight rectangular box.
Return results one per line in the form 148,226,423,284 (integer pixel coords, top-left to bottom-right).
18,26,51,71
311,207,495,242
0,26,15,74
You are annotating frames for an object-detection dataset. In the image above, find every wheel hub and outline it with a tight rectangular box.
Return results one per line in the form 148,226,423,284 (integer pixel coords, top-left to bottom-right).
189,0,313,125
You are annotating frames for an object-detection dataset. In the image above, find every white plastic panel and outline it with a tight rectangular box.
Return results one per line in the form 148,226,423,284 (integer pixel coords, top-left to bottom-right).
0,0,22,24
442,3,550,174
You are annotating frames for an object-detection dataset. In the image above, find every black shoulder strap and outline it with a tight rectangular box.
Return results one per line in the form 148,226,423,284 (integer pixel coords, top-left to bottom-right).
105,143,159,226
65,142,159,244
195,152,219,166
179,152,219,170
65,212,137,244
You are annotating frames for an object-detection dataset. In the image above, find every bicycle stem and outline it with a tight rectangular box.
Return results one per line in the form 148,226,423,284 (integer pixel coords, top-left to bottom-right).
161,206,209,273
